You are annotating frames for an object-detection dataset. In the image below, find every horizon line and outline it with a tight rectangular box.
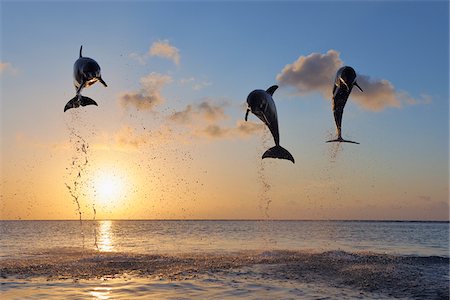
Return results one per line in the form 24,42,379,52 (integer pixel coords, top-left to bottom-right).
1,218,448,223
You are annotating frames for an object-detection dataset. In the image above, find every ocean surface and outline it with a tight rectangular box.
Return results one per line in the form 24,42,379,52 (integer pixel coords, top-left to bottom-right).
1,220,448,299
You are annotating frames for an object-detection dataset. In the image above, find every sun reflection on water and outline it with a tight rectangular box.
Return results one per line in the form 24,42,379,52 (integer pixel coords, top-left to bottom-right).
90,286,112,300
97,220,114,252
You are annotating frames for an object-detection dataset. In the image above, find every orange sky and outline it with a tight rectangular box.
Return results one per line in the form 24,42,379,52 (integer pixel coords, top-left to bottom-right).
1,1,448,221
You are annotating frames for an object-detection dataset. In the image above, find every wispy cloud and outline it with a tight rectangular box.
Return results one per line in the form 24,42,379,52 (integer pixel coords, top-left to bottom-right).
149,40,180,65
169,99,264,140
114,125,149,149
276,49,431,111
169,99,227,124
128,52,147,65
128,40,180,66
0,61,18,75
118,72,172,111
195,120,265,139
93,125,176,152
180,77,211,91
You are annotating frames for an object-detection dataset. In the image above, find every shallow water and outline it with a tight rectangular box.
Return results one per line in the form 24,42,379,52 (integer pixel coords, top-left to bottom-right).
1,220,448,299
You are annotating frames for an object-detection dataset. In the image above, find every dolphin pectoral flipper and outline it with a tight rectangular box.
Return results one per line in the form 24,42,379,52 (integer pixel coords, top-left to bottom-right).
98,77,108,87
76,80,86,94
245,108,250,121
260,112,270,129
262,145,295,163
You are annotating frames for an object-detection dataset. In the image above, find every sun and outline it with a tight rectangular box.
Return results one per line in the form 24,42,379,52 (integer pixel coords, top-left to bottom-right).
93,170,127,206
98,176,121,198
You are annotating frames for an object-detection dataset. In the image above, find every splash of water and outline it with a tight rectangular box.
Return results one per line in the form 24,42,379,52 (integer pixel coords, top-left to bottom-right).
93,204,98,250
257,129,273,219
2,249,447,300
325,131,343,163
122,108,201,219
64,110,94,246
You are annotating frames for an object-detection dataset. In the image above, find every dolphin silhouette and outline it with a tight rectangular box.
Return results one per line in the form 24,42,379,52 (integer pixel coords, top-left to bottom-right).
245,85,295,163
326,66,363,144
64,46,107,112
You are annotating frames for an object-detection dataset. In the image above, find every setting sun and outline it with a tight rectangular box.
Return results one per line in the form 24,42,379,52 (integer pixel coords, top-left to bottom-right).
93,169,128,206
98,176,121,198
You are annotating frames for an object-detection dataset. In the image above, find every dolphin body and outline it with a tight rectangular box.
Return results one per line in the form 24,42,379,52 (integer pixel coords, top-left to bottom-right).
245,85,295,163
64,46,107,112
326,66,363,144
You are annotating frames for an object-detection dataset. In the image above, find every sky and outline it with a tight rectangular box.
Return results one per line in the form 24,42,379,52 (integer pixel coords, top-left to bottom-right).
0,0,448,221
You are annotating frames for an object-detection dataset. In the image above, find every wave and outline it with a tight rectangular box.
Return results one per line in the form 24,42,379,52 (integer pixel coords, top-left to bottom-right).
1,249,448,299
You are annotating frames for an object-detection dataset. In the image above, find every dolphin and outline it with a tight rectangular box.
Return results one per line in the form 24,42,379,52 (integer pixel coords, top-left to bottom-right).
64,45,107,112
245,85,295,163
326,66,363,144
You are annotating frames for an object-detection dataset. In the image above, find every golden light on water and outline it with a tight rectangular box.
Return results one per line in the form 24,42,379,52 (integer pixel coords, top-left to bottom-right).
90,286,112,300
97,220,114,252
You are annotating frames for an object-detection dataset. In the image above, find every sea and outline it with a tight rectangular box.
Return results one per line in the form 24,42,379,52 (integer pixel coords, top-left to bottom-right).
0,220,448,299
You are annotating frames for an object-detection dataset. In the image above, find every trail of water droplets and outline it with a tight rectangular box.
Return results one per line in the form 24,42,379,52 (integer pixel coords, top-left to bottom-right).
123,109,202,219
257,129,273,220
64,110,94,247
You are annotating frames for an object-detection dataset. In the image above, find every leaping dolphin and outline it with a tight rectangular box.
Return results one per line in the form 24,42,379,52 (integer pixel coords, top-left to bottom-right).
326,66,363,144
245,85,295,163
64,46,107,112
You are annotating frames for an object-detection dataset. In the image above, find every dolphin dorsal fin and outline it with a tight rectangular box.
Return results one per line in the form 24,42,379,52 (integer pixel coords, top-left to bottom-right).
79,45,83,58
266,85,278,96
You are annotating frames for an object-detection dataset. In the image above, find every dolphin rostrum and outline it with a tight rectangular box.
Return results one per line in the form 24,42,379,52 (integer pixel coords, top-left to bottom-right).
326,66,363,144
64,45,107,112
245,85,295,163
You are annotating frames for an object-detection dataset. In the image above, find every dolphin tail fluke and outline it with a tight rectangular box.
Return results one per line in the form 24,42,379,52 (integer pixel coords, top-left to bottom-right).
64,96,79,112
80,95,98,107
326,137,360,144
262,145,295,163
64,95,98,112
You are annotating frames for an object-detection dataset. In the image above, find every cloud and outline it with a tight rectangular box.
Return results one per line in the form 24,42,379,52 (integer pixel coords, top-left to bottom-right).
193,82,211,91
169,99,228,124
128,40,180,66
195,120,265,139
276,49,431,111
149,40,180,65
118,72,172,111
169,99,265,140
277,50,341,97
128,52,147,65
351,75,400,111
114,125,149,149
199,124,230,138
0,62,11,73
93,125,176,152
0,61,18,75
180,77,212,91
235,120,265,137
